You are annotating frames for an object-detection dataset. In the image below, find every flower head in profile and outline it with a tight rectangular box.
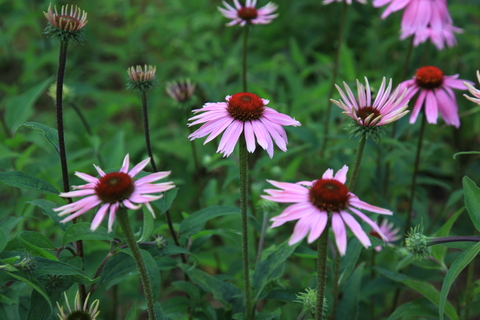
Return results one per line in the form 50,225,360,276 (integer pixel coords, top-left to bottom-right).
188,92,301,158
399,66,471,128
373,0,462,50
262,165,392,255
53,154,175,232
218,0,278,27
57,291,100,320
43,3,88,43
464,71,480,105
370,219,401,251
331,77,409,141
323,0,366,5
166,79,196,103
126,65,157,91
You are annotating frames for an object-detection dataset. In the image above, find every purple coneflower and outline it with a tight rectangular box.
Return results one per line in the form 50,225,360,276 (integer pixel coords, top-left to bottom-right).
323,0,366,5
399,66,471,128
464,71,480,105
166,79,196,103
54,154,175,232
218,0,278,26
188,92,301,158
331,77,409,127
57,291,100,320
262,165,392,255
44,3,88,32
370,220,401,251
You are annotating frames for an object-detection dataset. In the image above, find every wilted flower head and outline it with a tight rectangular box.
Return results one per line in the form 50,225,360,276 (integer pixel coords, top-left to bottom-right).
57,291,100,320
399,66,471,128
43,3,88,43
188,92,301,158
323,0,366,5
331,77,409,141
370,219,401,251
464,71,480,105
127,65,157,91
262,165,392,255
53,154,175,232
373,0,462,50
218,0,278,26
166,79,196,103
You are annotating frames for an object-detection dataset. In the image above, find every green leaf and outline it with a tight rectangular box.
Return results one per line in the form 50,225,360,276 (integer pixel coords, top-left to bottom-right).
35,257,94,284
62,222,117,245
97,252,136,289
5,231,56,253
5,77,53,133
154,302,169,320
253,241,298,300
5,272,52,313
138,206,155,243
19,122,59,155
152,187,178,215
462,177,480,232
0,171,59,195
337,263,364,320
439,242,480,320
0,229,7,254
125,303,137,320
28,199,71,231
339,238,362,284
179,206,240,240
179,264,242,311
17,234,58,261
387,298,438,320
432,207,464,267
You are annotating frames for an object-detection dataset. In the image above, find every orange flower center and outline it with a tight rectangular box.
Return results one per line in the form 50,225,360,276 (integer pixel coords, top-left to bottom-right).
238,7,258,20
95,172,135,203
356,106,381,122
309,179,350,212
227,92,265,121
415,66,444,89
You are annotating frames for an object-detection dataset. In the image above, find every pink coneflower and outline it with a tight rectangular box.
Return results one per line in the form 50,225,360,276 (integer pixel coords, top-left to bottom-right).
53,154,175,232
373,0,462,50
44,3,88,32
370,220,401,251
166,79,196,103
399,66,471,128
262,165,392,255
323,0,366,5
57,291,100,320
218,0,278,27
188,92,301,158
464,71,480,105
331,77,409,127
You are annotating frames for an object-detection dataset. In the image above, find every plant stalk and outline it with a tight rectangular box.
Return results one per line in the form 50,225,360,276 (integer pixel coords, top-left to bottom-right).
141,90,158,172
315,222,330,320
242,25,250,92
117,207,157,320
348,133,367,191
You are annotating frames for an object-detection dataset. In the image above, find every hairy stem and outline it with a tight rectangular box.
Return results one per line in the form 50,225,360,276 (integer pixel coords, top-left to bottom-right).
315,222,330,320
242,25,250,92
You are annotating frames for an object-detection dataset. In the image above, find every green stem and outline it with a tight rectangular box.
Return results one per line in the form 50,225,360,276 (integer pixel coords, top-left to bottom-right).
256,208,270,264
239,136,252,319
464,230,478,320
348,134,367,191
331,251,340,320
405,113,427,235
117,207,157,320
320,2,348,157
315,222,330,320
428,236,480,246
141,90,158,172
242,25,250,92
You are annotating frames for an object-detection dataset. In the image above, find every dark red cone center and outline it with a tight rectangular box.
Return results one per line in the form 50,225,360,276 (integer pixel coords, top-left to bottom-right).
95,172,134,203
66,310,92,320
356,106,381,122
227,92,265,121
238,7,258,20
309,179,350,212
415,66,444,89
369,230,381,239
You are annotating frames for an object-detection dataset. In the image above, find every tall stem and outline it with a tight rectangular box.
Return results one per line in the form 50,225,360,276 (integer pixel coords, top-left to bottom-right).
315,222,330,320
141,90,158,172
117,207,157,320
242,25,250,92
405,113,426,234
464,230,478,320
320,2,348,157
239,136,252,319
56,40,86,303
348,134,367,191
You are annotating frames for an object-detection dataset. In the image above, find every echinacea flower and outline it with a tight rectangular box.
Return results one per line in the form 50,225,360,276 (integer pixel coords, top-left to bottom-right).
57,291,100,320
188,92,301,158
262,165,392,255
53,154,175,232
399,66,471,128
127,65,157,91
43,3,88,43
166,79,196,103
373,0,462,50
323,0,366,5
370,219,401,251
331,77,409,127
464,71,480,105
218,0,278,27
